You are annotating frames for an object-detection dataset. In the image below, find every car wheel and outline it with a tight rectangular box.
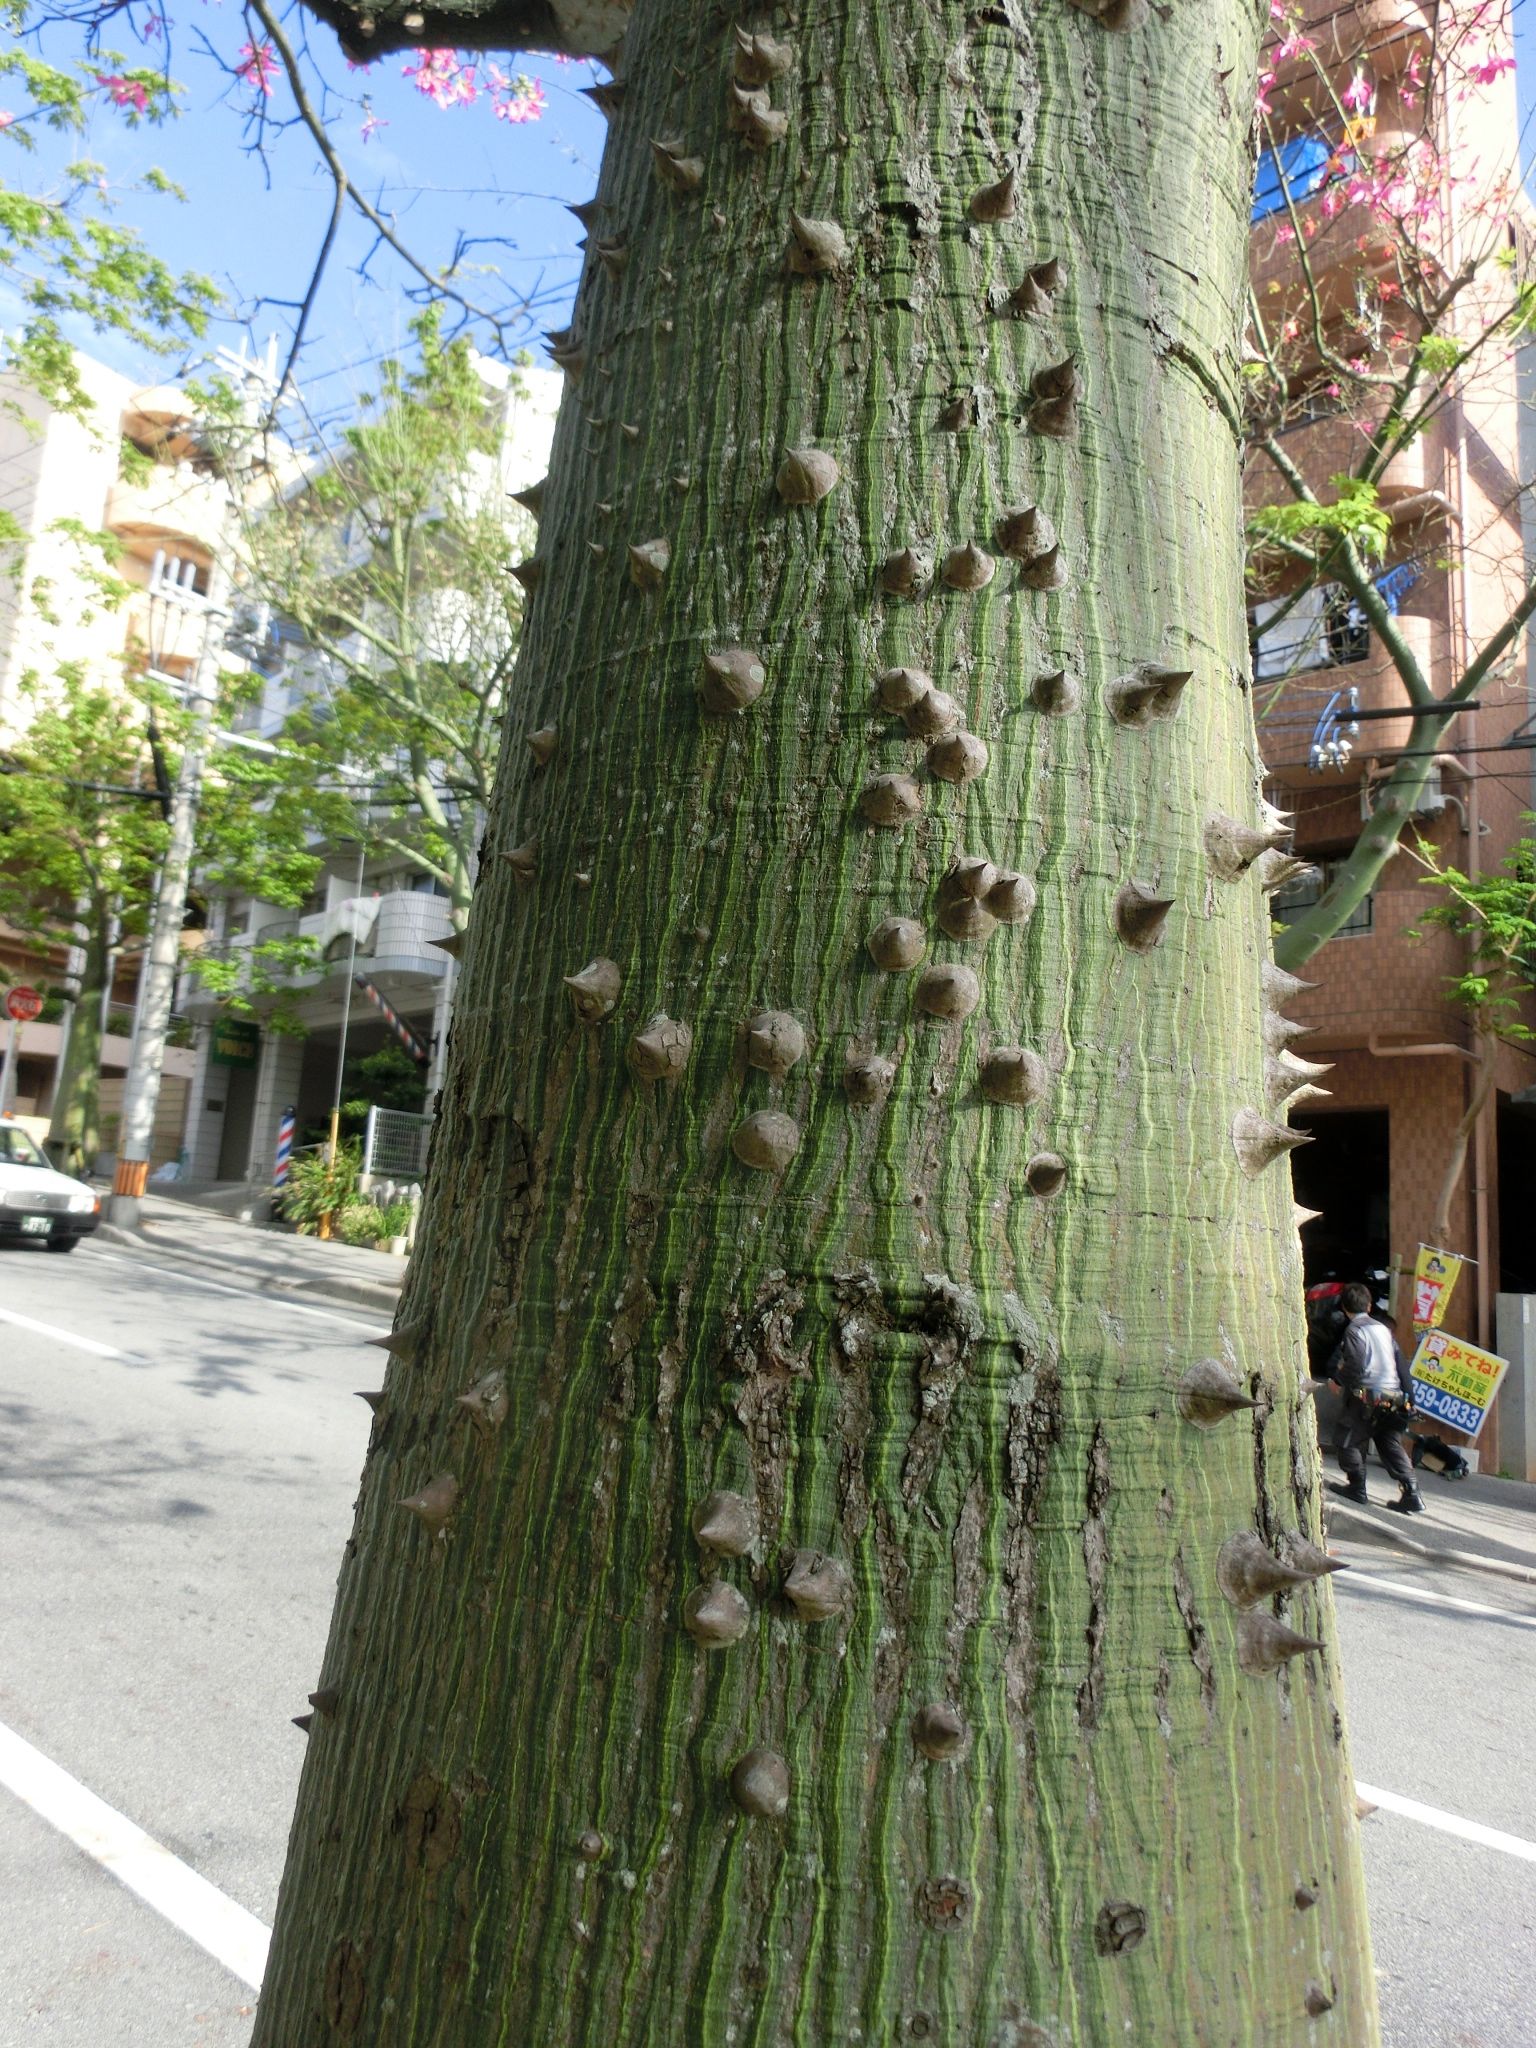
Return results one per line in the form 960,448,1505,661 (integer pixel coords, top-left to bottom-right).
45,1236,79,1254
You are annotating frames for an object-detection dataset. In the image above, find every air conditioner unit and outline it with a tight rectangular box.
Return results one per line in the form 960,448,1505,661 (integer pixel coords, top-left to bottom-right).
1412,766,1446,817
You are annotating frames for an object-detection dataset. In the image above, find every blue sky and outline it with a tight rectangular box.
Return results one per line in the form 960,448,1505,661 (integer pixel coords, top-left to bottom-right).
6,14,609,428
6,4,1536,429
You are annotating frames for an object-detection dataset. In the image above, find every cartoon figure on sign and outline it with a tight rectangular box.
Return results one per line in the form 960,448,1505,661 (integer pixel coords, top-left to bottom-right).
1411,1248,1462,1334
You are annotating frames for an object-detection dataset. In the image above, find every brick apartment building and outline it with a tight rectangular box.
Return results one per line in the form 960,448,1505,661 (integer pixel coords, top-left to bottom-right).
1245,0,1536,1471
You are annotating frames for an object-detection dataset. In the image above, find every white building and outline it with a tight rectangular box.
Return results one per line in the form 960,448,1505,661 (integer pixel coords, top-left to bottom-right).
0,351,231,1158
174,359,560,1191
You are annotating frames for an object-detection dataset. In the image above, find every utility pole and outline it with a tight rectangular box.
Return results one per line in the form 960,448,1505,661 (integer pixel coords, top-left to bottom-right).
106,552,228,1218
106,340,276,1223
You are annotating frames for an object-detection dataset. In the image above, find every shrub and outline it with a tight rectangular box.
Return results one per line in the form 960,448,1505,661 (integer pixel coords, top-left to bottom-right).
336,1202,387,1246
279,1142,360,1233
377,1199,415,1238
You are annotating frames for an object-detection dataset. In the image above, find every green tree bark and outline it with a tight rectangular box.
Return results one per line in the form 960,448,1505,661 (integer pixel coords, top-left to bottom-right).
256,3,1379,2042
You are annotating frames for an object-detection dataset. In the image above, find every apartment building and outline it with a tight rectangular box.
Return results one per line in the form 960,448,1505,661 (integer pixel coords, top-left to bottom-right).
0,354,217,1160
174,357,560,1190
1245,0,1536,1471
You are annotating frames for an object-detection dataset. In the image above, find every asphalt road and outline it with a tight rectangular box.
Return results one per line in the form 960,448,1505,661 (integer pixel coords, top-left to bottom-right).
1,1240,1532,2046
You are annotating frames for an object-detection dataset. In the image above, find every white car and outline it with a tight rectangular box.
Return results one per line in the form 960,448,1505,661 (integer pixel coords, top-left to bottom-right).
0,1118,101,1253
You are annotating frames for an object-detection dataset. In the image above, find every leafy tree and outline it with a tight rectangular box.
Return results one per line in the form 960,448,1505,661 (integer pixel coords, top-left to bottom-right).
0,670,165,1167
222,312,532,928
0,661,323,1165
1410,825,1536,1243
0,15,220,425
221,3,1379,2044
1244,0,1535,966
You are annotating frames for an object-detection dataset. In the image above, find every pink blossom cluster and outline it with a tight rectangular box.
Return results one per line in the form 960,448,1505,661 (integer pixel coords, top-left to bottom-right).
397,50,545,123
402,48,480,108
488,69,546,123
96,72,148,113
236,41,278,98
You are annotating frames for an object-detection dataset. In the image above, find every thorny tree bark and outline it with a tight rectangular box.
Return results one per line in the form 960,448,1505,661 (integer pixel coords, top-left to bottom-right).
255,2,1379,2042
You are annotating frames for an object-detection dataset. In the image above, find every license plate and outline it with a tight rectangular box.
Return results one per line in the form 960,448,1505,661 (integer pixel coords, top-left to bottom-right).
20,1215,52,1235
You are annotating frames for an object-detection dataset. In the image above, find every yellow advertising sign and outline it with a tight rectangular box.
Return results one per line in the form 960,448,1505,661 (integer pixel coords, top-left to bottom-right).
1407,1329,1509,1441
1410,1244,1463,1333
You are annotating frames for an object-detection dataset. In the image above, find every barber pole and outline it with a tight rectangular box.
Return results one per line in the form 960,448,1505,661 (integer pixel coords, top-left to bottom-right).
273,1105,296,1190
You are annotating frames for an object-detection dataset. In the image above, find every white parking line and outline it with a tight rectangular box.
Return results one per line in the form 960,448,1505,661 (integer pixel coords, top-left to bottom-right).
1356,1781,1536,1864
0,1303,141,1360
82,1245,379,1332
1340,1570,1536,1630
0,1719,270,1990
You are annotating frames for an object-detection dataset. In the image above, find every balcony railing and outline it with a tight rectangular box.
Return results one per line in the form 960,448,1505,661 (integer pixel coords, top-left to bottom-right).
187,892,455,1008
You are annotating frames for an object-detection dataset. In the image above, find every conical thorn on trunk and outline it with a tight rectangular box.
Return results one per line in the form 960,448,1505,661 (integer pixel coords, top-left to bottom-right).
1114,880,1174,952
1176,1358,1258,1428
400,1471,458,1536
1232,1107,1312,1179
1236,1609,1325,1677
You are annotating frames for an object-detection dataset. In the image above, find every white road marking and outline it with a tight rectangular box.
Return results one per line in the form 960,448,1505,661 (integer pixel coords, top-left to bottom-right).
0,1718,270,1989
1355,1781,1536,1864
0,1303,141,1360
82,1245,379,1332
1340,1569,1536,1630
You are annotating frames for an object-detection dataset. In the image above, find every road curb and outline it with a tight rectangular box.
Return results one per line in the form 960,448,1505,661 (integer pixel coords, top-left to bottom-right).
96,1222,403,1319
1325,1498,1536,1587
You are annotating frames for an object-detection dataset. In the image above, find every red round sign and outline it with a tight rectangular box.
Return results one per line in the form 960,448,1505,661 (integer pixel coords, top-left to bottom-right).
5,985,43,1022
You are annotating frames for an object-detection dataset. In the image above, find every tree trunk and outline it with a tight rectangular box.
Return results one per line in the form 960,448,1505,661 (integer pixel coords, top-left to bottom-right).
45,915,108,1174
256,3,1379,2042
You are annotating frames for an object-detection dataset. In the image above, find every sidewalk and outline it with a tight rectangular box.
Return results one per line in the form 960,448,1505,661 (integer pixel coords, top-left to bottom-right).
98,1189,404,1317
1326,1472,1536,1586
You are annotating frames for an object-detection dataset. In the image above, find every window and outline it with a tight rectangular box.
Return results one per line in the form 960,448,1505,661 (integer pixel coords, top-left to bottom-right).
1323,587,1369,665
1250,582,1369,677
1252,134,1332,223
1272,856,1373,939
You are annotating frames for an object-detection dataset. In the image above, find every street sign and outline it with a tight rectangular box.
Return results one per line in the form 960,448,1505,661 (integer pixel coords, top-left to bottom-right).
4,986,42,1023
1408,1328,1509,1440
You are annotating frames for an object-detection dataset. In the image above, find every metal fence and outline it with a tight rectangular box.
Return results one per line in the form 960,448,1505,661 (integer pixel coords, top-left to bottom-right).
362,1104,433,1183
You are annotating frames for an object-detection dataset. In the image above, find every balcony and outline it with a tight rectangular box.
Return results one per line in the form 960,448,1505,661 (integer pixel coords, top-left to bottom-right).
1264,0,1432,121
106,464,227,562
1253,588,1446,788
182,892,455,1019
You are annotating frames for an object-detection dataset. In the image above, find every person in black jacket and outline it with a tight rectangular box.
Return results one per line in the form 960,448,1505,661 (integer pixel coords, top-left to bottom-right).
1327,1283,1425,1514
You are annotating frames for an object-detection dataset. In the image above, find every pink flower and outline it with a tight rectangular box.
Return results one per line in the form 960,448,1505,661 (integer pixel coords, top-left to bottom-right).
0,110,13,129
141,11,163,38
402,49,479,107
1274,221,1296,244
361,108,388,143
1277,31,1314,59
236,41,278,97
493,75,546,123
1341,70,1374,114
96,73,148,113
1468,55,1515,86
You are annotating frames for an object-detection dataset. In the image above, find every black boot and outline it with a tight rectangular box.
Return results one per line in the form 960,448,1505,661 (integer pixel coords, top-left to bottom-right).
1385,1485,1425,1516
1330,1478,1370,1506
